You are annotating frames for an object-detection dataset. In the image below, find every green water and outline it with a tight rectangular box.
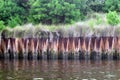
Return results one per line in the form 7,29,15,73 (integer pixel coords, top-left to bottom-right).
0,60,120,80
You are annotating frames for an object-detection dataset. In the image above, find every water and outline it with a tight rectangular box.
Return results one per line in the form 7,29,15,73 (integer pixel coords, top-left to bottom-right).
0,60,120,80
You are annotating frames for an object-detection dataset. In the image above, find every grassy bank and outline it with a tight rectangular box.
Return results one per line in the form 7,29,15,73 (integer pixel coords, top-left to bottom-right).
1,23,120,38
1,13,120,38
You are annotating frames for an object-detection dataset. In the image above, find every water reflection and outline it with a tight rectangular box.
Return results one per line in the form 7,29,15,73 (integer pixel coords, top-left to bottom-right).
0,60,120,80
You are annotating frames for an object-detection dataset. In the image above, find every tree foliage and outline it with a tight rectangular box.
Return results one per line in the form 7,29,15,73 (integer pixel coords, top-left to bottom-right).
48,0,80,24
0,0,25,27
29,0,80,24
0,0,120,28
104,0,120,12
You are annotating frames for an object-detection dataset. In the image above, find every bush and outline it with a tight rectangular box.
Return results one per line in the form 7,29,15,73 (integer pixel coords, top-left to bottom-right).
88,19,95,29
7,15,22,28
96,14,103,25
0,21,5,31
106,11,120,25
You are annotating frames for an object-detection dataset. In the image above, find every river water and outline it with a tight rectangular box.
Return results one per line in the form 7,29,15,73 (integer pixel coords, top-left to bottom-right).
0,60,120,80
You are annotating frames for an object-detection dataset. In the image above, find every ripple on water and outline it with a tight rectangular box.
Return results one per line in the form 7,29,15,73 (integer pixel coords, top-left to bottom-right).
90,78,97,80
99,71,105,74
83,71,92,74
82,79,88,80
104,74,116,78
73,77,79,80
118,69,120,71
7,76,14,80
33,78,44,80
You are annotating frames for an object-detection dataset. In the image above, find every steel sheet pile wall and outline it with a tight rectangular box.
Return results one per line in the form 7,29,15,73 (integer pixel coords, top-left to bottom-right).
0,36,120,60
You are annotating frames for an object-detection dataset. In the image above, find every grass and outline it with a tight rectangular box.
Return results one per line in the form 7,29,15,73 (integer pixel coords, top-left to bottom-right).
1,13,120,38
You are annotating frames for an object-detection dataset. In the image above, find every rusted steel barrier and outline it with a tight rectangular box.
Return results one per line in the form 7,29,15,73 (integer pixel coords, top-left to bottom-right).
0,36,120,60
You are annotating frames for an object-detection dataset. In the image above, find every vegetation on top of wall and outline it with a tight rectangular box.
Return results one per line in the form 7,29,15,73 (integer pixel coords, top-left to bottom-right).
1,22,120,38
0,21,5,31
0,0,120,30
106,11,120,26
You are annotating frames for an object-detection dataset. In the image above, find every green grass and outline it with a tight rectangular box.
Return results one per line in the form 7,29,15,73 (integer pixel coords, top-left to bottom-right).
1,13,120,38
